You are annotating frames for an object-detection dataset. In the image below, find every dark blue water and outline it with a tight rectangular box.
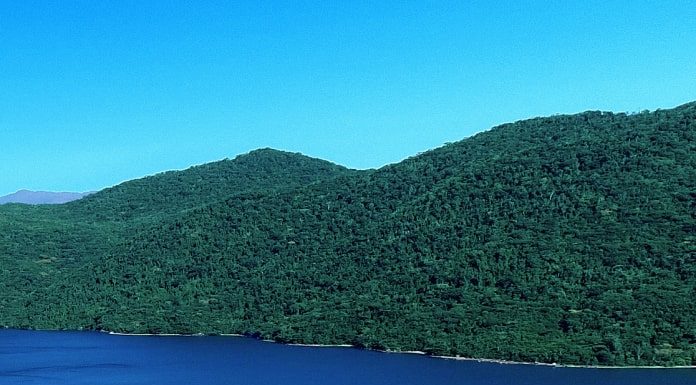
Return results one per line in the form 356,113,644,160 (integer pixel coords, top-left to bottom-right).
0,330,693,385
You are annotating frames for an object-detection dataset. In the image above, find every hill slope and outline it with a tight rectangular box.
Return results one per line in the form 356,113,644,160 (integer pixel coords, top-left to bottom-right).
0,104,694,367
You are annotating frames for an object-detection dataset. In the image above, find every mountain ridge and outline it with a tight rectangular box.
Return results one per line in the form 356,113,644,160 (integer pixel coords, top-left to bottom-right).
0,190,91,205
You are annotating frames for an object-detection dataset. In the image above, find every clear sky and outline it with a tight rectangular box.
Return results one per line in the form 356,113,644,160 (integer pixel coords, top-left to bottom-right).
1,1,695,196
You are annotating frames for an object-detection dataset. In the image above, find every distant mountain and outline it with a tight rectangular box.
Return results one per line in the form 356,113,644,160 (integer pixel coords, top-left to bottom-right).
0,103,694,367
0,189,91,205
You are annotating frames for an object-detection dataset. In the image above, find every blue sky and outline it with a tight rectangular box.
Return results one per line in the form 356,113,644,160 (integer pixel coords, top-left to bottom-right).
1,1,695,195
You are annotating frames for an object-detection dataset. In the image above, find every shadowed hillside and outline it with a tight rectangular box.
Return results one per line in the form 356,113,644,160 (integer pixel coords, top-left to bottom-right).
1,103,694,367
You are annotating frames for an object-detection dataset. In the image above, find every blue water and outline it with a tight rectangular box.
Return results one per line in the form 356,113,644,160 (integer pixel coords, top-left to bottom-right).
0,330,693,385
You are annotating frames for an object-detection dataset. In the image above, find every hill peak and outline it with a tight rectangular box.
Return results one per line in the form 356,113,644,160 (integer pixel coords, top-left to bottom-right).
232,148,337,165
69,148,351,220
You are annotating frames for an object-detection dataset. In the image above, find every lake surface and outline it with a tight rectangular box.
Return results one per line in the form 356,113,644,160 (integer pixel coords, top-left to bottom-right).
0,330,694,385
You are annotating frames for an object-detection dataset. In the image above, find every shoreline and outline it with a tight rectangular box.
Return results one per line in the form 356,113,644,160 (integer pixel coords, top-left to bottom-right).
94,330,695,370
430,353,696,370
6,327,691,369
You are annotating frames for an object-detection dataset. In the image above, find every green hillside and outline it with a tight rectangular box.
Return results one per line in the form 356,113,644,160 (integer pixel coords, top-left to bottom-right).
63,148,354,221
1,103,694,366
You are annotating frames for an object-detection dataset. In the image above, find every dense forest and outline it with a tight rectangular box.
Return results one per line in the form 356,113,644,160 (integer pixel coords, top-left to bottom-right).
1,103,694,366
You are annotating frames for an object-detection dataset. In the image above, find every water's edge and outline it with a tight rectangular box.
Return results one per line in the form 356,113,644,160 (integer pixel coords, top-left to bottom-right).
99,329,694,370
4,327,693,370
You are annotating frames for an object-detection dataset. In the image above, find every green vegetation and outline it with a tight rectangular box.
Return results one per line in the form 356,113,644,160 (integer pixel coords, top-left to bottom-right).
1,103,695,366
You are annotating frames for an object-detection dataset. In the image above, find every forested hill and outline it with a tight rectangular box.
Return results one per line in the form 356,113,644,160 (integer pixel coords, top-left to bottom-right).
63,148,354,221
1,103,694,367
